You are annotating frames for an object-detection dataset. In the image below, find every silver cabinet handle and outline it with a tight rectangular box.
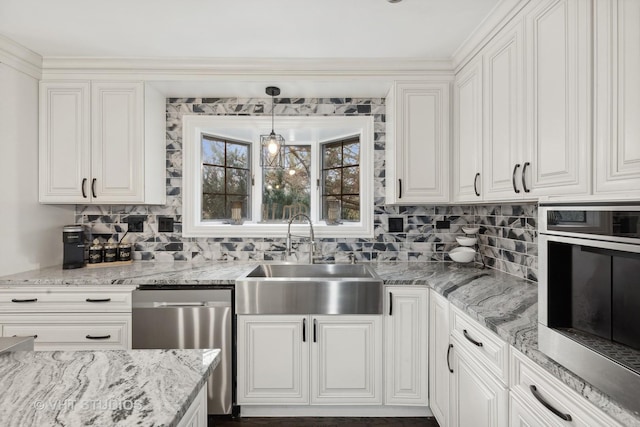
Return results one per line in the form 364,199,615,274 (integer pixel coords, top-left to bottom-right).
522,162,530,193
530,385,572,421
512,164,521,193
463,329,483,347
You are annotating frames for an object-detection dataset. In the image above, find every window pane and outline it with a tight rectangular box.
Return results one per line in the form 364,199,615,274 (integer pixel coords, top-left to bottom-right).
262,145,311,222
202,194,226,220
323,143,342,168
227,143,249,168
342,195,360,221
323,169,341,195
227,168,250,195
202,165,224,194
343,141,359,166
342,166,359,194
202,137,225,166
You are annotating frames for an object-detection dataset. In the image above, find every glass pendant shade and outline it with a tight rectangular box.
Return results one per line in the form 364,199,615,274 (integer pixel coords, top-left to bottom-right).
260,131,285,168
260,86,285,169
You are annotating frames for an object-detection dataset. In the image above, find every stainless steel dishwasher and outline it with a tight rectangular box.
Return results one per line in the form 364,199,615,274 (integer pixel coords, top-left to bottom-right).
132,286,233,415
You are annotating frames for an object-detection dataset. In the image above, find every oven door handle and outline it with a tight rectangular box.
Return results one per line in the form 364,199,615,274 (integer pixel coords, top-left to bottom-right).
530,385,572,421
155,302,206,307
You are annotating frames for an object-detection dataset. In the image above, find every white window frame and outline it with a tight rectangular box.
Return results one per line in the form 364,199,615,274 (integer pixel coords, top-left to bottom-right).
182,115,374,238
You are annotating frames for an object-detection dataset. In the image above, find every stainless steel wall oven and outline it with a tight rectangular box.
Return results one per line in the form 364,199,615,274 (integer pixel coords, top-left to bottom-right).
539,204,640,414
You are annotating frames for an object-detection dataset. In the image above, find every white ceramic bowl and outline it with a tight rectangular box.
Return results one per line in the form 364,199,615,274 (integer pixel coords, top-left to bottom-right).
456,236,478,246
461,226,480,235
449,247,476,263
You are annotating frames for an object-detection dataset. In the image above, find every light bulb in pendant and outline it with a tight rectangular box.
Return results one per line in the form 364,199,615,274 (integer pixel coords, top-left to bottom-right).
267,132,279,154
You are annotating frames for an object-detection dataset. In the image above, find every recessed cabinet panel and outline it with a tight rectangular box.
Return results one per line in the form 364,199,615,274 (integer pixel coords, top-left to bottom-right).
454,59,483,202
385,287,428,406
39,82,91,203
311,316,382,404
92,82,144,203
594,0,640,197
386,81,450,204
525,0,591,196
428,290,450,426
482,19,525,201
237,316,309,404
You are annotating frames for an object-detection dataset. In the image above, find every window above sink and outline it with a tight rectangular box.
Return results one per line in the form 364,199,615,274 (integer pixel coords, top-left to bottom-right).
182,115,374,238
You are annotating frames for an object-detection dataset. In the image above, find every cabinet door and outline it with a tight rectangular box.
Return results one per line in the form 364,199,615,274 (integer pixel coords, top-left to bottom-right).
594,0,640,198
386,81,450,204
39,81,91,203
311,315,382,404
524,0,591,197
482,18,526,201
237,315,309,404
384,287,428,406
450,339,508,427
454,58,483,202
91,82,144,203
429,290,450,427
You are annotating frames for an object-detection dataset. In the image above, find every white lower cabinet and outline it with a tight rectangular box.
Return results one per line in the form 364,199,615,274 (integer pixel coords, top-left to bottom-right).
510,347,623,427
0,287,133,350
177,382,208,427
429,290,450,426
449,337,509,427
0,314,130,350
237,315,382,406
384,287,429,406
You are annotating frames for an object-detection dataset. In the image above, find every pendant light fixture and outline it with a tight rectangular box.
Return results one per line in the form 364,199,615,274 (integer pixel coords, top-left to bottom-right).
260,86,286,169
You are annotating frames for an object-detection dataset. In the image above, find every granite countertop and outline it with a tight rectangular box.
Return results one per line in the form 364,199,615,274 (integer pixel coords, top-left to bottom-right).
0,348,220,427
1,261,638,425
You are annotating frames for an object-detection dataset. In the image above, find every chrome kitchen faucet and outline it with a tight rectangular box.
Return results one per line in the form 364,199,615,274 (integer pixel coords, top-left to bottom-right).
285,213,316,264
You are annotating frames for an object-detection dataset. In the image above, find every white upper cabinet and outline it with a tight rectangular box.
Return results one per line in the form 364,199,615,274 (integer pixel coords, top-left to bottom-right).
386,80,451,204
594,0,640,198
39,81,166,205
523,0,591,197
39,82,91,203
453,58,483,202
482,18,526,201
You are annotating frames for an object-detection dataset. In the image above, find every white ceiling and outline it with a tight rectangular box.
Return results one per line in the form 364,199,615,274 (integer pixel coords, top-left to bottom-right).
0,0,499,59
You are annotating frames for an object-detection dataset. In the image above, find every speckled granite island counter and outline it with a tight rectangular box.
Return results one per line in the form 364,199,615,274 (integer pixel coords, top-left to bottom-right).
0,348,220,427
1,261,639,425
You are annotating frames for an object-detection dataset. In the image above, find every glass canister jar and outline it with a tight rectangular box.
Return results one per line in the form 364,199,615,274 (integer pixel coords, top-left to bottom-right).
117,242,132,262
88,239,103,264
103,241,118,263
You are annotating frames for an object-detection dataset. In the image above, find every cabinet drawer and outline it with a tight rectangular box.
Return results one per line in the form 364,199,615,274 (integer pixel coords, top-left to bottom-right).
510,348,622,427
0,314,131,350
0,288,132,313
450,305,508,384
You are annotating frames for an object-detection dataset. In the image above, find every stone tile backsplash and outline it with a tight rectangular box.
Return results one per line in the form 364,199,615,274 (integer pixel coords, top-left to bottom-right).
75,97,538,282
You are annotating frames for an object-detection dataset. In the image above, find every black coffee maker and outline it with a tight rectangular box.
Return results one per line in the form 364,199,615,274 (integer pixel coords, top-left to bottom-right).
63,225,85,269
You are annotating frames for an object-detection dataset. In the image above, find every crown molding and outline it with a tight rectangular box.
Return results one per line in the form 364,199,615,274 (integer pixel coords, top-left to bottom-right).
0,34,42,79
451,0,530,73
40,56,454,78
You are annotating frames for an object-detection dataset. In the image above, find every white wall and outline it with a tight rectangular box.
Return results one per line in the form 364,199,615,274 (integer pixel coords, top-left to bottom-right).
0,62,73,276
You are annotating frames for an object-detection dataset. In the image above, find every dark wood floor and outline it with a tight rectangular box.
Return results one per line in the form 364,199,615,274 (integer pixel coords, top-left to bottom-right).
210,416,439,426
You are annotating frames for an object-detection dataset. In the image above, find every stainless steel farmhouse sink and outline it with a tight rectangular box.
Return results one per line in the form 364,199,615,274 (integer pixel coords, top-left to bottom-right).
235,263,382,315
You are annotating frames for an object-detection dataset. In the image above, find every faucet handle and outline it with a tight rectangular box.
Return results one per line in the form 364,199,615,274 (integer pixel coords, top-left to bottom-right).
348,253,356,264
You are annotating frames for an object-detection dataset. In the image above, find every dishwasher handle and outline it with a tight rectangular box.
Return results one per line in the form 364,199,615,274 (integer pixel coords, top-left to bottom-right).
155,302,207,308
